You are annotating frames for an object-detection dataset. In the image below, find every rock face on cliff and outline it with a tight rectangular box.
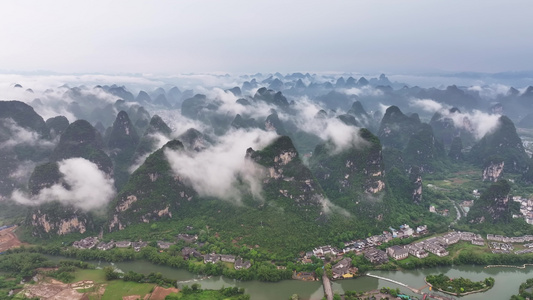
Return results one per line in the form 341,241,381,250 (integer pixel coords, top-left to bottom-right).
469,116,529,174
378,106,421,150
482,159,505,182
0,101,53,196
133,115,172,161
45,116,69,139
403,124,447,173
177,128,208,152
50,120,113,175
107,111,140,189
448,137,464,161
27,120,113,236
109,140,196,231
308,128,385,201
110,135,328,231
409,166,423,204
28,202,95,237
429,108,475,148
247,136,325,209
468,180,511,224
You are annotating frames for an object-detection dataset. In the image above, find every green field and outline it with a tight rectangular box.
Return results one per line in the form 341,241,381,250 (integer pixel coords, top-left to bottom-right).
101,280,155,300
73,269,107,283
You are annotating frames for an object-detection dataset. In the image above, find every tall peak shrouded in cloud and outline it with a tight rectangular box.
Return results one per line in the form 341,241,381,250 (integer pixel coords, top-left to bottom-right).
469,115,529,174
20,157,116,237
246,135,327,209
45,116,69,139
51,119,113,175
378,105,421,150
109,139,196,232
309,128,385,201
0,100,50,139
107,111,140,190
0,101,55,197
107,111,140,150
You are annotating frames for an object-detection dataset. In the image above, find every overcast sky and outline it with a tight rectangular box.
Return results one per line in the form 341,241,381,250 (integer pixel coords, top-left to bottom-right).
1,0,532,75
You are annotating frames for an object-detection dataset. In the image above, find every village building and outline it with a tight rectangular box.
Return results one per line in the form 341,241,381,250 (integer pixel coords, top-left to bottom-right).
364,248,388,264
115,241,132,248
386,245,408,260
220,254,236,263
177,233,198,243
203,253,220,264
423,241,449,257
96,241,115,251
132,241,148,252
312,245,338,257
407,243,428,259
72,237,99,249
331,257,355,279
416,225,428,235
182,247,202,259
157,241,175,249
234,258,252,270
442,232,460,245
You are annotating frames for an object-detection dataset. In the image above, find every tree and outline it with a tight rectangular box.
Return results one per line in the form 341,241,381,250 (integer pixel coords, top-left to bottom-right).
103,266,119,280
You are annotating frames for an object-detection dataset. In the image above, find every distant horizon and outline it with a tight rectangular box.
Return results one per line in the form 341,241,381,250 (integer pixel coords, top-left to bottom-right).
2,1,532,75
0,70,532,92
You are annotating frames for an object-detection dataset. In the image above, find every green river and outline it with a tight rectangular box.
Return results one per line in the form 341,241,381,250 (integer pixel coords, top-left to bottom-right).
45,255,531,299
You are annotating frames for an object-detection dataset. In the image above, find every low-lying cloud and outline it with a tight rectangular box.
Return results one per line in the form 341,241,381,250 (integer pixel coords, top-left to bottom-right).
285,97,367,153
165,128,278,203
12,158,116,210
129,132,171,173
0,118,55,149
409,98,501,139
409,98,444,113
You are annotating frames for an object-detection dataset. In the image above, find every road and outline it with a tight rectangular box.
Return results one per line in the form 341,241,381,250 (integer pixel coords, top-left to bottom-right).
322,272,333,300
449,200,461,227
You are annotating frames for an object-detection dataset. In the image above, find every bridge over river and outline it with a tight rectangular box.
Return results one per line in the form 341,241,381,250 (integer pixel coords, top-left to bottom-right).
365,273,429,294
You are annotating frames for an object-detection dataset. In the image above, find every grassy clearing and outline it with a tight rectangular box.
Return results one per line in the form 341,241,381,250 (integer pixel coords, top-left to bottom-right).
101,280,155,300
448,241,489,257
73,269,107,283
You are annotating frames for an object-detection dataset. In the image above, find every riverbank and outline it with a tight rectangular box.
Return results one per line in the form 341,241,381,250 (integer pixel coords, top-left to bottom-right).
424,276,492,297
37,255,533,300
485,263,533,269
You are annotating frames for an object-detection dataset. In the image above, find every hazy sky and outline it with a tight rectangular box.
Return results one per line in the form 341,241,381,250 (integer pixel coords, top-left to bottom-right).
1,0,532,75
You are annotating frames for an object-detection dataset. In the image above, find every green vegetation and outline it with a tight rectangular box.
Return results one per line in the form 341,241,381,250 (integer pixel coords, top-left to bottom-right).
379,287,401,298
107,111,140,190
466,180,512,224
510,278,533,300
165,284,250,300
469,116,530,173
426,273,494,295
101,280,155,300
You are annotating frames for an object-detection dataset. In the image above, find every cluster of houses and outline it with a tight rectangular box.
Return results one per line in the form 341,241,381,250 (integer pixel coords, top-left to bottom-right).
512,196,533,224
308,224,427,259
515,243,533,255
331,257,358,279
71,233,252,270
489,242,514,254
72,237,149,252
303,227,492,276
486,234,533,244
302,224,427,277
72,237,99,250
386,231,485,260
196,252,252,270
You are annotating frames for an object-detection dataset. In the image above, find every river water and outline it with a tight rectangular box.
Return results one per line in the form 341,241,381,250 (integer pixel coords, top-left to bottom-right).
44,255,530,299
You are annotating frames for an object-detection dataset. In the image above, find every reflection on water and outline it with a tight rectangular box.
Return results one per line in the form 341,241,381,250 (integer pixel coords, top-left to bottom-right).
43,255,530,300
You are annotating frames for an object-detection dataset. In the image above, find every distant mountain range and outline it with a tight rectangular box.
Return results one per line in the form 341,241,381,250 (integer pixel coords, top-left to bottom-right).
1,73,532,251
